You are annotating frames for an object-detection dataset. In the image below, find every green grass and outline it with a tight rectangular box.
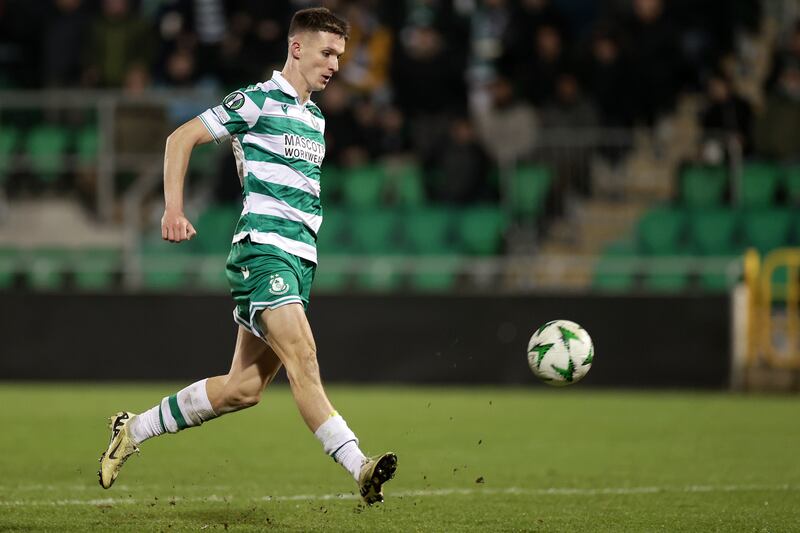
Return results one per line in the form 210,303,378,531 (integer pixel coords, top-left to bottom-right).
0,384,798,532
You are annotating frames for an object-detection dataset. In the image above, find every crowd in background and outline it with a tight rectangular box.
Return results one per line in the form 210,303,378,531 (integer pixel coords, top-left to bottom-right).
2,0,799,205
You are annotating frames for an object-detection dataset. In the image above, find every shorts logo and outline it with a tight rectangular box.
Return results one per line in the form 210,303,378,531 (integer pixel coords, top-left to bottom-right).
223,91,245,111
269,274,289,295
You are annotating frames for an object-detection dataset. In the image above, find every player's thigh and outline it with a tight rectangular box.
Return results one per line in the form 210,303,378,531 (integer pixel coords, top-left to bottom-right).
228,325,283,390
259,303,317,369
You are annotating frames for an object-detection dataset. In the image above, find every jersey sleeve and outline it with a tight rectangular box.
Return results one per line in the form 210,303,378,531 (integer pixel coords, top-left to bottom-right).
198,88,265,144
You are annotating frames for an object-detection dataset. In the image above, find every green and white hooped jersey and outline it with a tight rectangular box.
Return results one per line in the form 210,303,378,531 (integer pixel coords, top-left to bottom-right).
198,71,326,264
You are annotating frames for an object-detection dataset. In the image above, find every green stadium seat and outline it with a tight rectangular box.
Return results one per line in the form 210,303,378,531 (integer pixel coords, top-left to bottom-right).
72,248,120,290
0,127,20,183
408,259,460,292
140,237,192,290
349,210,400,254
401,208,455,255
688,209,740,255
312,268,349,291
456,206,509,255
195,256,229,290
341,166,384,208
188,142,217,176
353,258,403,291
783,165,800,205
75,127,99,167
25,126,69,183
637,207,686,255
316,207,351,255
384,164,426,206
741,209,792,253
192,204,240,254
592,249,637,291
511,165,551,219
738,162,780,208
28,248,70,290
0,247,19,288
681,165,726,208
320,165,343,206
642,259,692,293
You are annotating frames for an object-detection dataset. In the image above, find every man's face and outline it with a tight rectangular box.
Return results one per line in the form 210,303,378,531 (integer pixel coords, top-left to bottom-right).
297,31,346,92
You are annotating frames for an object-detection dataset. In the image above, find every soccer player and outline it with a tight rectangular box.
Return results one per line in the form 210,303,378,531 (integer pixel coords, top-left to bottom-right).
98,7,397,505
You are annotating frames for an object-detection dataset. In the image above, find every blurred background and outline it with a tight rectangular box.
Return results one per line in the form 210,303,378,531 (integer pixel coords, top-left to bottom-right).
0,0,798,389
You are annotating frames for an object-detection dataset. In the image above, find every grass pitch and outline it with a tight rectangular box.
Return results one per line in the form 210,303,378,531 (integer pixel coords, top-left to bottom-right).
0,384,798,532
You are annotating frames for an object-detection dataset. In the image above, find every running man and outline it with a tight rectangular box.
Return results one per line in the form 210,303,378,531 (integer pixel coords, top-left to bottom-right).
98,7,397,505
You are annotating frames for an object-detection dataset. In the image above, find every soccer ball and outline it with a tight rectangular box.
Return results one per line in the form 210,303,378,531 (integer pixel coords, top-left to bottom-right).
527,320,593,386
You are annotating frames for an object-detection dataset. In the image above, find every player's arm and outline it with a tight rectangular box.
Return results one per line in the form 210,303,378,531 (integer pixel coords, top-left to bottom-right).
161,117,214,243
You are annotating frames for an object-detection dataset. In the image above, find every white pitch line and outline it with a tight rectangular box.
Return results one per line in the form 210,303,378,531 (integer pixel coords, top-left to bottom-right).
0,484,796,506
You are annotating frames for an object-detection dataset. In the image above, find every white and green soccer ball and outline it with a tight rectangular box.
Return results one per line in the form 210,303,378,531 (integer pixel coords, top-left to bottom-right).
527,320,594,386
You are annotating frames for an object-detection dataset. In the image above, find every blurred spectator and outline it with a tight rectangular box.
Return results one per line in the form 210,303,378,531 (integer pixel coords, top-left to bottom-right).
468,0,511,86
580,29,633,127
391,24,466,162
619,0,681,124
503,0,568,58
319,83,371,168
43,0,91,88
374,106,411,157
499,24,570,106
766,20,800,93
0,0,41,88
538,73,597,197
474,75,537,165
699,73,753,162
754,63,800,161
83,0,157,87
339,1,393,98
427,117,494,204
115,64,168,156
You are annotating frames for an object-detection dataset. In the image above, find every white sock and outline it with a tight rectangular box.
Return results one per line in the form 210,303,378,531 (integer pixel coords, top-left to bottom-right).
314,413,366,480
128,405,164,444
128,379,217,444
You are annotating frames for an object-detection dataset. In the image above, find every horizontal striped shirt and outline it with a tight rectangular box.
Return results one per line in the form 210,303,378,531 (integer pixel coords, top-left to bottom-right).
198,71,326,264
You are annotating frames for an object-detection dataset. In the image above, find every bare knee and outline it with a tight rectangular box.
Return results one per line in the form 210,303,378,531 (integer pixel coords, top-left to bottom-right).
219,382,262,411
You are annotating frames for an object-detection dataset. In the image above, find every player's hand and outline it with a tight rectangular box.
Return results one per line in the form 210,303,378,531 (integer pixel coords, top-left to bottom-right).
161,209,197,243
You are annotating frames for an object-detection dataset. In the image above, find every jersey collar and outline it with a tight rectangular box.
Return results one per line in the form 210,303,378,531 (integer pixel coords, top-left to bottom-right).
271,70,319,110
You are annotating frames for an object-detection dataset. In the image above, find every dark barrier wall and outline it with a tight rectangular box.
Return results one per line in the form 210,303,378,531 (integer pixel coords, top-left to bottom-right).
0,293,730,387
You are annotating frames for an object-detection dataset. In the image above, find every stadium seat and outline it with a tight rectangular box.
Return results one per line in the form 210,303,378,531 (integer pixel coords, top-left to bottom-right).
637,207,686,255
140,237,192,290
320,165,343,206
783,165,800,205
195,256,229,290
384,164,426,206
642,260,692,293
741,209,792,253
25,125,69,183
408,259,460,292
349,209,400,254
456,206,509,255
680,165,726,208
75,127,99,167
687,209,740,255
511,165,551,219
316,207,351,255
312,268,349,291
401,207,455,255
0,247,18,288
737,162,780,208
341,166,384,208
0,127,20,184
28,248,70,290
592,241,637,291
192,204,240,254
72,248,120,290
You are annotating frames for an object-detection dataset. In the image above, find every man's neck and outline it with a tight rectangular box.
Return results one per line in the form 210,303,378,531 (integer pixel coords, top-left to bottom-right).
281,64,311,104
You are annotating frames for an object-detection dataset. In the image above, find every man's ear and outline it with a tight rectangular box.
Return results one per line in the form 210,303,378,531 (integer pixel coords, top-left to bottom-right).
290,38,302,60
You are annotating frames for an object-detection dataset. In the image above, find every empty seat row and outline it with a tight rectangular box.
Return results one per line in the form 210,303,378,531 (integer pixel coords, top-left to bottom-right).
0,126,98,183
681,162,800,208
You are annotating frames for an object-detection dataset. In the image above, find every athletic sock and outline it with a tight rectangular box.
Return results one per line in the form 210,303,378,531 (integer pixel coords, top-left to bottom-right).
314,412,366,480
128,379,218,444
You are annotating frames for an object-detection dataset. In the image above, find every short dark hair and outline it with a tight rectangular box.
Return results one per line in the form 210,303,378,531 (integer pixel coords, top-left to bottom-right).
288,7,349,40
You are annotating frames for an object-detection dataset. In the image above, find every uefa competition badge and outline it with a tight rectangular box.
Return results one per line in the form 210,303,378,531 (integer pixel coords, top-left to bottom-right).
269,274,290,295
223,91,245,111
